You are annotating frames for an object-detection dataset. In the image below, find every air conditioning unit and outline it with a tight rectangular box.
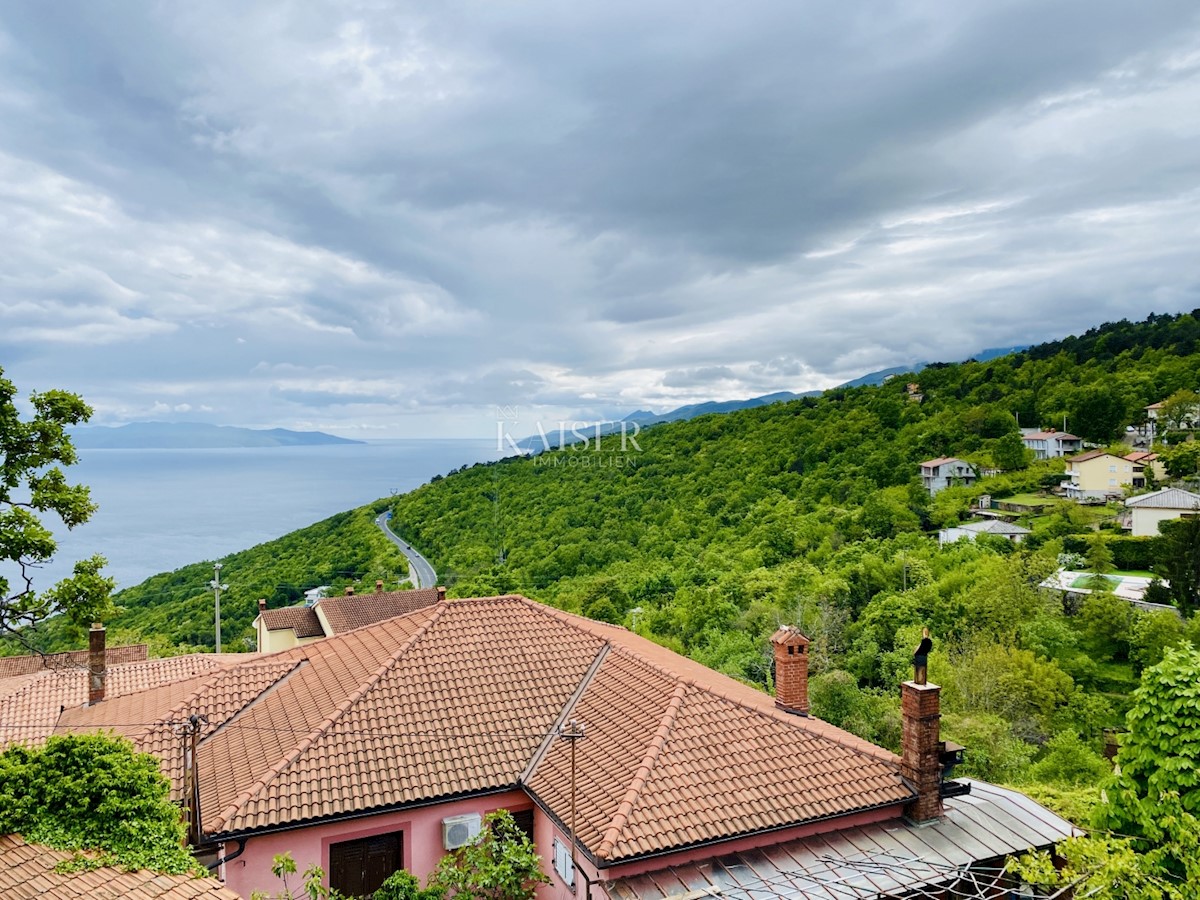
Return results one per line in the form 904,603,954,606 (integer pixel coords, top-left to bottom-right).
442,813,482,850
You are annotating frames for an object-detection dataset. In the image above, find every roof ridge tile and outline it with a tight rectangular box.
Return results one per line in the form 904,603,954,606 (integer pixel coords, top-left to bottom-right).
596,682,687,860
206,604,447,834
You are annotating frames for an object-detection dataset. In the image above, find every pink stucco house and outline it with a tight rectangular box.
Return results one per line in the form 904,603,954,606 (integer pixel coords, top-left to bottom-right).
8,596,1074,899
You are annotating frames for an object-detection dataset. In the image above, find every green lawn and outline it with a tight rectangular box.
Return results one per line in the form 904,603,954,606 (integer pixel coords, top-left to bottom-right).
997,493,1055,506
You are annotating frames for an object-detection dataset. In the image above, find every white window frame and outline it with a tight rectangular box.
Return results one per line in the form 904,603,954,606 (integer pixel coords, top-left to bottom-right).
552,837,575,890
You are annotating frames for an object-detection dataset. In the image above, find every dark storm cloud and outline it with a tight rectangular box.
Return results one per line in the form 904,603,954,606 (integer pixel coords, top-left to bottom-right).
1,1,1199,435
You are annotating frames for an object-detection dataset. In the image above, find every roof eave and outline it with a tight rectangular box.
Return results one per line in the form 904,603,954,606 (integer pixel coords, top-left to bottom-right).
523,782,912,871
202,783,520,845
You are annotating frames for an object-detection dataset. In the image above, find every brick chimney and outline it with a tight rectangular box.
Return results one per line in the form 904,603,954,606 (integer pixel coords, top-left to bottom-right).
258,598,267,614
436,586,447,602
376,580,384,593
901,680,943,822
770,626,810,715
88,623,106,705
345,586,355,596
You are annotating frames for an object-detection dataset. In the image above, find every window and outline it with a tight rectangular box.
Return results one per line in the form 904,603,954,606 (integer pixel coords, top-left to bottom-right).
552,837,575,889
329,832,403,899
510,808,534,842
1109,464,1117,473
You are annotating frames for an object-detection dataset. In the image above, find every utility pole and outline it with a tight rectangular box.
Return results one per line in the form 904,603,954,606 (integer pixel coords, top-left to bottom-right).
179,714,208,846
210,563,228,654
559,718,585,895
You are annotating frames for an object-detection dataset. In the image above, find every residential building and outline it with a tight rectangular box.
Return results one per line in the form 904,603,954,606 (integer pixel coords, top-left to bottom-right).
254,583,444,652
1125,487,1200,537
1124,451,1166,487
16,599,1074,900
919,457,977,495
1062,450,1135,500
938,519,1031,545
1020,430,1082,459
0,834,241,900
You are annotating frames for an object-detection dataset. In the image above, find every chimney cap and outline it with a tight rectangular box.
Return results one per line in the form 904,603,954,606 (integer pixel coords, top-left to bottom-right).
770,625,809,647
90,622,104,631
257,598,267,611
345,586,355,596
376,580,384,593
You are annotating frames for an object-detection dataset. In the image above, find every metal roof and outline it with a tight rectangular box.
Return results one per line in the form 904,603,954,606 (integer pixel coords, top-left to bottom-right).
1125,488,1200,510
601,781,1078,900
955,520,1031,536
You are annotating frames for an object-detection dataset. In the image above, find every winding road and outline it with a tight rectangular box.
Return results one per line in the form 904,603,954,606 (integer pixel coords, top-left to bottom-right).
375,512,438,589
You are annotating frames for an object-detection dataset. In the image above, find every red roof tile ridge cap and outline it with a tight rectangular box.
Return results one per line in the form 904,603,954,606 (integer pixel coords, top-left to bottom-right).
595,681,688,861
185,659,306,747
206,604,450,835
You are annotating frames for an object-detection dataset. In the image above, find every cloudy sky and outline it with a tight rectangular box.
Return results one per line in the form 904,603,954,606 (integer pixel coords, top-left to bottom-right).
2,2,1199,439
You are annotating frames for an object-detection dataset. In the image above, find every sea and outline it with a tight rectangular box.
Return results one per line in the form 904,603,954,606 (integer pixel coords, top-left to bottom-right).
19,440,503,593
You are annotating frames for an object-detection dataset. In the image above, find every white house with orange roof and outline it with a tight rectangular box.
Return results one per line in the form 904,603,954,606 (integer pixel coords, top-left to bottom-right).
15,596,1078,900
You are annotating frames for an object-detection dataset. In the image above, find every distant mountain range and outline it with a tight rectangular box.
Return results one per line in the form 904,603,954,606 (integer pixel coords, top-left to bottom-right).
71,422,363,449
513,345,1028,452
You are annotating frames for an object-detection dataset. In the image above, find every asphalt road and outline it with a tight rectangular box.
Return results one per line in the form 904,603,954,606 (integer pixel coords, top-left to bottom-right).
375,512,438,589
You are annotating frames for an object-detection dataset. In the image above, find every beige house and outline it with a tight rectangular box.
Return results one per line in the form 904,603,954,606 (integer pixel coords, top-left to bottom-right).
1062,450,1136,500
254,583,443,652
1126,487,1200,537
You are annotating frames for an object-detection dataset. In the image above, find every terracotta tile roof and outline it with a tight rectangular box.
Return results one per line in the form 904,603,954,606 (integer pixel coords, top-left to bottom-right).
919,456,962,468
56,660,301,795
258,605,323,638
43,596,913,864
0,833,241,900
1123,451,1158,463
1022,431,1080,441
526,620,907,862
0,644,148,679
317,587,443,634
0,654,243,749
1066,449,1112,463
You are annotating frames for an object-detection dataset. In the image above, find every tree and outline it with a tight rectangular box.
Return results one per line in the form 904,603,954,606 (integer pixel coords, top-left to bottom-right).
1157,388,1200,431
1099,644,1200,830
0,368,113,639
0,733,198,874
1157,440,1200,478
991,431,1029,471
1154,515,1200,614
430,810,548,900
1087,534,1115,589
1067,385,1129,444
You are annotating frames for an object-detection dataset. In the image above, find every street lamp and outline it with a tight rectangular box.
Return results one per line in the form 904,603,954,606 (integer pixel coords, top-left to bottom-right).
210,563,229,653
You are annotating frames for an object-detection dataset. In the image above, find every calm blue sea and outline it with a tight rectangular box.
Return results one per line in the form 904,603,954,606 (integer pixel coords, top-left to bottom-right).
25,440,502,592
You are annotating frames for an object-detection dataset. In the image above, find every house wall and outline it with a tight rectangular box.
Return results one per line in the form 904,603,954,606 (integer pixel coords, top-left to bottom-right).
220,789,532,898
1067,455,1133,498
1130,507,1192,537
219,790,905,900
256,628,324,654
